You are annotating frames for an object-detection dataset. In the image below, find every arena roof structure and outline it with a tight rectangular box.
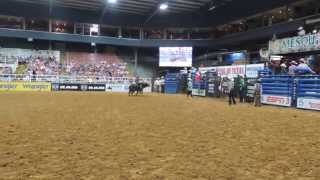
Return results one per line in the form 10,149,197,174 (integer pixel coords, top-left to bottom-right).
13,0,214,15
1,0,302,27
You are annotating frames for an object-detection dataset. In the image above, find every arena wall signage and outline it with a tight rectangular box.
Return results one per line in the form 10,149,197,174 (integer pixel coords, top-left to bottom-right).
192,89,206,96
269,33,320,54
105,83,130,92
261,95,292,107
199,64,264,78
297,97,320,111
296,79,320,111
57,84,82,91
105,83,151,93
52,83,106,91
87,84,106,91
0,82,51,92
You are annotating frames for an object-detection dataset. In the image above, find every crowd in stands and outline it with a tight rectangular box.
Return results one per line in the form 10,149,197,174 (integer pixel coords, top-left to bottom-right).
0,67,13,74
0,49,132,77
63,52,130,77
65,61,129,77
276,58,317,75
18,56,60,75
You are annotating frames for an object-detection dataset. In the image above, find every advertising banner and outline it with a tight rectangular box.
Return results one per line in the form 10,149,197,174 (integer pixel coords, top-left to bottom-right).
52,83,106,91
297,97,320,111
0,82,51,92
106,84,129,92
199,64,264,78
105,83,151,93
269,33,320,54
87,84,106,91
261,95,292,107
192,88,206,96
58,84,81,91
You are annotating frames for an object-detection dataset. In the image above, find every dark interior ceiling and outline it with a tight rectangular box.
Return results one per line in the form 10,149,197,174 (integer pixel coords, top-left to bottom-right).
0,0,303,27
9,0,218,15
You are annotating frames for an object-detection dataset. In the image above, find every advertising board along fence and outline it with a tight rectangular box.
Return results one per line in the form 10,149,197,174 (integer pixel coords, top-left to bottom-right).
0,81,51,92
261,75,320,111
0,74,152,93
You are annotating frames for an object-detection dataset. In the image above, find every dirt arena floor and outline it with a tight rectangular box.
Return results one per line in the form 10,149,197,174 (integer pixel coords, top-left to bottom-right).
0,92,320,180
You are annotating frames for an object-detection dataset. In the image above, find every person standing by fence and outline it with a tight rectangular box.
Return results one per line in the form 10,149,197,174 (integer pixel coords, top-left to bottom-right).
194,68,202,95
239,76,245,103
187,77,193,98
228,77,236,105
154,78,160,93
254,82,261,107
160,76,165,93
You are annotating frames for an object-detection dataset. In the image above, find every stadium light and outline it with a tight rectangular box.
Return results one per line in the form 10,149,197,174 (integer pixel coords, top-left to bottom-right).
108,0,117,4
209,6,216,11
27,38,33,42
159,3,168,10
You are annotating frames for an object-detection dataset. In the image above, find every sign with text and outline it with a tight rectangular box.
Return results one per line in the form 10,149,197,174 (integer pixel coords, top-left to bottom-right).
199,64,264,78
297,97,320,111
105,83,129,92
261,95,292,107
0,82,51,92
269,33,320,54
105,83,151,93
192,88,206,96
87,84,106,91
58,84,81,91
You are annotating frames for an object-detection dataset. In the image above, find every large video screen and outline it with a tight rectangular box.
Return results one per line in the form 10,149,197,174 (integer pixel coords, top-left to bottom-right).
159,47,192,67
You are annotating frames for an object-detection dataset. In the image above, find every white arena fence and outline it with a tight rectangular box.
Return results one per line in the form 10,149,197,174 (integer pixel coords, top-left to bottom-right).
0,74,153,92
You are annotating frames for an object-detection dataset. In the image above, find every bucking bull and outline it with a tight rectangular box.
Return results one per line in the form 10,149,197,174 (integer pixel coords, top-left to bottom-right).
128,82,149,96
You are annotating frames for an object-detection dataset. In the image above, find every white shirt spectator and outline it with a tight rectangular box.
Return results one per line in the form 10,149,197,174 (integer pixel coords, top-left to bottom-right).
288,65,296,76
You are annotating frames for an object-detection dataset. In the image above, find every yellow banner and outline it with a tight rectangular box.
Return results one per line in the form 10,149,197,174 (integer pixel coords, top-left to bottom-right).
0,82,51,92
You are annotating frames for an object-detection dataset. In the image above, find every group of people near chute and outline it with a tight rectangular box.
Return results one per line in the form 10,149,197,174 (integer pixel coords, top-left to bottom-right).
185,67,262,107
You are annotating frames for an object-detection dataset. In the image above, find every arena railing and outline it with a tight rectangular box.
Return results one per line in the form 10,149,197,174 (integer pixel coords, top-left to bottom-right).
0,74,152,84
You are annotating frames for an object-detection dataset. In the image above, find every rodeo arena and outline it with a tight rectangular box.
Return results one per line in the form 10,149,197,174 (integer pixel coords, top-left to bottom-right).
1,0,320,179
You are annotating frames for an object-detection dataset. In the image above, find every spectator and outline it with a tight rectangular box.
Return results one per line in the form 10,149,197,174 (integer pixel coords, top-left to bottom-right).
298,27,306,36
280,63,287,75
288,61,297,76
295,58,316,75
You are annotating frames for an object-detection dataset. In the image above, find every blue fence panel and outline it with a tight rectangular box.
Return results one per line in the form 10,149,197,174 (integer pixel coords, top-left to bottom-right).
165,73,179,94
261,76,294,107
296,77,320,111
